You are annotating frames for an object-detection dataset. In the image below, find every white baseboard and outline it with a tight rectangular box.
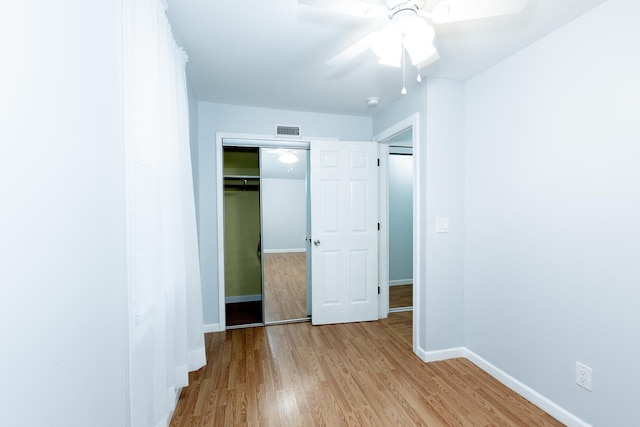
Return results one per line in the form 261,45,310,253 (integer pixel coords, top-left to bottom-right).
417,346,591,427
389,279,413,286
263,248,306,254
417,346,466,363
225,294,262,304
389,307,413,313
203,323,223,333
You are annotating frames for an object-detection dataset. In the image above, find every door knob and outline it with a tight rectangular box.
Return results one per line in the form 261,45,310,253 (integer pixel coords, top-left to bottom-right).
313,239,321,246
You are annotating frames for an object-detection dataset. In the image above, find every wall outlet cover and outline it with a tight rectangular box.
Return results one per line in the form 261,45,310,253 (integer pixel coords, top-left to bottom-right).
576,362,592,391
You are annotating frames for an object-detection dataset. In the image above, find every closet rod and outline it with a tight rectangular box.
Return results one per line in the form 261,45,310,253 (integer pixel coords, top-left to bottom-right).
224,175,260,180
224,177,260,191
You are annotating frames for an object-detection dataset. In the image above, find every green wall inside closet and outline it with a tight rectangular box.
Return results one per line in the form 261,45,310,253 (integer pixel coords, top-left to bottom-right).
223,148,262,298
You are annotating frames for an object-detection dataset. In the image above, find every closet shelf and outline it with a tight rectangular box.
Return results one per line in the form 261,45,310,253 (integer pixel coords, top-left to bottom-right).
224,175,260,180
224,175,260,191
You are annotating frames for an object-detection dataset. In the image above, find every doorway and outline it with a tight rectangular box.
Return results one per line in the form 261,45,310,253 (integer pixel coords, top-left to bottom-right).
217,136,381,329
375,113,420,353
220,139,311,328
222,147,263,327
388,143,414,313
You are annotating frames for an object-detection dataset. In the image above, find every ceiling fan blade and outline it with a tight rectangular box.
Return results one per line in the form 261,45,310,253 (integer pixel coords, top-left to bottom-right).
298,0,388,18
325,35,372,68
427,0,528,24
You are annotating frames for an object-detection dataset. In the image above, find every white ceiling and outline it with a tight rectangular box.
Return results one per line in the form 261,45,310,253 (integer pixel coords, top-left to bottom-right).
166,0,606,117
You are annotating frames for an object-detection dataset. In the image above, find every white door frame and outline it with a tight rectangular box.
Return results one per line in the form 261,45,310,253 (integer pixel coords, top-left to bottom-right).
374,113,420,353
215,133,335,330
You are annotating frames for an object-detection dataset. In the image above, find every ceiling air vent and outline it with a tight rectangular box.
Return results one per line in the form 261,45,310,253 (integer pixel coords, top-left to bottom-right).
276,125,301,137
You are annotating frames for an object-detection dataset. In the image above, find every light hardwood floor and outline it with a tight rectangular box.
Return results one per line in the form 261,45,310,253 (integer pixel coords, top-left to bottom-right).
262,254,412,320
263,252,307,323
389,284,413,309
171,317,563,427
381,311,413,346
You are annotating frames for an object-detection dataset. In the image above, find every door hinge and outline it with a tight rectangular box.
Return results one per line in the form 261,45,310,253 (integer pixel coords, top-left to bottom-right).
377,158,380,166
378,286,381,295
378,222,380,231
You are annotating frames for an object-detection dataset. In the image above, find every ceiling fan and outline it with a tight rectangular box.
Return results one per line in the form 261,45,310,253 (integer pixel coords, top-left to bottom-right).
300,0,529,79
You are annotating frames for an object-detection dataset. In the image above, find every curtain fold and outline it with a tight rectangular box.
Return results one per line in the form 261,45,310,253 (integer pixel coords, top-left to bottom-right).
123,0,206,426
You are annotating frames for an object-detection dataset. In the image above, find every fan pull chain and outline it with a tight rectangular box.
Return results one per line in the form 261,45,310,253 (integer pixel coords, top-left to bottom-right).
401,41,407,95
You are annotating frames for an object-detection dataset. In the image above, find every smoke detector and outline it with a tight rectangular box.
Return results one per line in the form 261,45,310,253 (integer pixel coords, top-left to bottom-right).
367,97,380,107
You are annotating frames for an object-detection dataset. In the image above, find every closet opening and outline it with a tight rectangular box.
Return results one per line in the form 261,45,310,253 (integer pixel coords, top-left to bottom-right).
221,140,311,329
388,144,414,313
223,147,263,327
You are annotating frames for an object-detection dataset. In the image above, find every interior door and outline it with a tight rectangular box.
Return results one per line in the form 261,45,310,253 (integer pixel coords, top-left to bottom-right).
310,140,378,325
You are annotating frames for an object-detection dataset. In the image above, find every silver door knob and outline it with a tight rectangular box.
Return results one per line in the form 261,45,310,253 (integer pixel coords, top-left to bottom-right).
313,239,321,246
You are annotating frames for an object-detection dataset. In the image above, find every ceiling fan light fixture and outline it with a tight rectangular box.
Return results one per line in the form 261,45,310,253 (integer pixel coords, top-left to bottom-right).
401,14,434,37
370,27,402,67
402,18,437,65
377,55,402,67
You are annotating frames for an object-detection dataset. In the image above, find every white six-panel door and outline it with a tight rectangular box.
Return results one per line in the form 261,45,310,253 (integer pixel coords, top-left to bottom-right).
310,140,378,325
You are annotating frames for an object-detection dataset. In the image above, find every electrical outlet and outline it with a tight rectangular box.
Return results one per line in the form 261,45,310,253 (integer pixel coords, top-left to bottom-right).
576,362,592,391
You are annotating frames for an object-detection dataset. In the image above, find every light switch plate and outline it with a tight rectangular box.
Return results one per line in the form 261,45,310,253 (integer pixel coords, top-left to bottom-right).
435,217,449,233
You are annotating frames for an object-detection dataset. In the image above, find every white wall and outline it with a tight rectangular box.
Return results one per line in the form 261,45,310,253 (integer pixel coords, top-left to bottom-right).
424,78,466,351
373,78,466,353
197,102,372,326
0,2,128,426
187,78,200,229
262,178,307,252
388,154,413,282
464,0,640,425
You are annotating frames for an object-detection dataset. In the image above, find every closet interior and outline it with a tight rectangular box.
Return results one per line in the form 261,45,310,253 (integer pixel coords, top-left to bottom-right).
223,147,263,326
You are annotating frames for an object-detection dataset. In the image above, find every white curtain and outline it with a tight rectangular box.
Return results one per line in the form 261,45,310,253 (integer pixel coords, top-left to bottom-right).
123,1,206,426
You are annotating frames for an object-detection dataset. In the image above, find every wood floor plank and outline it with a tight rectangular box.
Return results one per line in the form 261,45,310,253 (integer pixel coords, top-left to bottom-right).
389,283,413,308
263,252,307,323
171,316,564,427
380,310,412,345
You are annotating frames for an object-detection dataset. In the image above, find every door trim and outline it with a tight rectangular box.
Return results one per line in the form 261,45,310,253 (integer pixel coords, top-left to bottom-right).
373,113,420,353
